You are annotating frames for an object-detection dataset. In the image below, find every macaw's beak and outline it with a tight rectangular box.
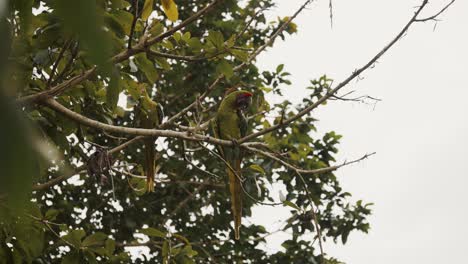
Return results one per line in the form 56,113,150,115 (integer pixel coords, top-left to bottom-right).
236,92,252,111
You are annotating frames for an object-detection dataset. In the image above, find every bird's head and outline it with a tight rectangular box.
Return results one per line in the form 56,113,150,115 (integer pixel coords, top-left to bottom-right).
234,90,253,111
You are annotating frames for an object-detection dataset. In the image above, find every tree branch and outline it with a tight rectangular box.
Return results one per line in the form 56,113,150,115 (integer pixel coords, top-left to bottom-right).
17,0,221,105
245,146,376,175
238,0,433,144
159,0,313,129
414,0,455,22
128,0,139,49
41,98,268,148
47,38,72,88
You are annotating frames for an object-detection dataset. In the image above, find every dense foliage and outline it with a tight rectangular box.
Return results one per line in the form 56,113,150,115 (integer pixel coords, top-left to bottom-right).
0,0,373,263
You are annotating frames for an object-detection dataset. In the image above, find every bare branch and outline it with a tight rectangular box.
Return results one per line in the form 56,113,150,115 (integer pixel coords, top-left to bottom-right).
294,170,324,259
415,0,455,22
238,0,431,144
245,146,376,175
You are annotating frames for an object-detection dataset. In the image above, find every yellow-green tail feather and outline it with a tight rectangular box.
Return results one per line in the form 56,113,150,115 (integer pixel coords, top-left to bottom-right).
227,166,242,240
145,138,155,192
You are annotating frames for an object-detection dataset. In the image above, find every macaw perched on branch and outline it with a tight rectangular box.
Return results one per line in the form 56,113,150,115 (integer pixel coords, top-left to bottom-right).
137,90,163,192
212,90,253,240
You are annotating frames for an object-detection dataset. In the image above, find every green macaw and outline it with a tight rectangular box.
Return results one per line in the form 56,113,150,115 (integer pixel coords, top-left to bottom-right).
137,90,163,192
212,90,253,240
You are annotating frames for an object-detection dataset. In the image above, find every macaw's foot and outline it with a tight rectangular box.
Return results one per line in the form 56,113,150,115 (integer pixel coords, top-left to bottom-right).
231,139,239,147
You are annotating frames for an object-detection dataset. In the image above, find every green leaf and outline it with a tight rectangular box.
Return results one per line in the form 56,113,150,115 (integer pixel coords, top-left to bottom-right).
105,239,116,255
249,164,265,175
276,64,284,74
107,76,123,110
45,209,59,221
216,60,233,79
283,200,301,211
63,229,86,248
148,21,164,37
187,37,202,51
182,32,191,42
83,249,98,264
155,57,171,71
134,53,158,83
230,49,248,62
162,240,169,263
82,232,108,247
161,40,174,50
141,227,166,238
207,30,224,49
141,0,154,21
173,234,190,244
107,10,134,35
173,32,182,43
110,0,131,9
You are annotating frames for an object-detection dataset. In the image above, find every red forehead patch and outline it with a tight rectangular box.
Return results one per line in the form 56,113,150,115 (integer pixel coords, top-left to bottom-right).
242,92,253,97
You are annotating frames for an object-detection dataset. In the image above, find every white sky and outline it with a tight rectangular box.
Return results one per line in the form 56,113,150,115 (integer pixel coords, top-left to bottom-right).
252,0,468,263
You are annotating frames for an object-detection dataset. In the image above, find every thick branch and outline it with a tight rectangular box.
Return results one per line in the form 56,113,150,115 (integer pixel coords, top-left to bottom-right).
41,98,269,149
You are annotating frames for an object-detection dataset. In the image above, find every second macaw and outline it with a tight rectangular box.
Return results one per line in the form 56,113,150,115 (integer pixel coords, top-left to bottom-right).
212,90,253,240
138,90,163,192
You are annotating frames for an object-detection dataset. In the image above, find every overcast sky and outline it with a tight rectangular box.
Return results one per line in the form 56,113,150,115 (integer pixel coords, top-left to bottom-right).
251,0,467,263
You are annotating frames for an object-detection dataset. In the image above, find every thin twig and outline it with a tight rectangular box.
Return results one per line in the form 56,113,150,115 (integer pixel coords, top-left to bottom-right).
128,0,139,49
293,170,324,260
163,185,205,222
245,146,376,175
414,0,455,22
47,38,72,88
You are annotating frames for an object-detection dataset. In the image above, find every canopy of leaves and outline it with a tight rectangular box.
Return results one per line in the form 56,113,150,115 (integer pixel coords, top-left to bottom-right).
0,0,372,263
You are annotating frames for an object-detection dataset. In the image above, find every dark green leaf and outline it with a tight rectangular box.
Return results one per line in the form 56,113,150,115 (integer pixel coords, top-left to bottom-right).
216,60,233,79
207,30,224,49
283,200,301,211
63,229,86,248
82,232,108,247
134,53,158,83
141,227,166,238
